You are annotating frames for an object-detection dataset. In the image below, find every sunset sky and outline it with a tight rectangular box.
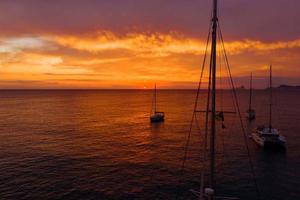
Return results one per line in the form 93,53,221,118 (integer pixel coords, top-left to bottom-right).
0,0,299,89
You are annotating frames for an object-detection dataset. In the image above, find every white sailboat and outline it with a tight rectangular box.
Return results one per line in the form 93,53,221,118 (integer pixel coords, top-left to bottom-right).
150,83,164,123
251,65,286,150
246,73,256,121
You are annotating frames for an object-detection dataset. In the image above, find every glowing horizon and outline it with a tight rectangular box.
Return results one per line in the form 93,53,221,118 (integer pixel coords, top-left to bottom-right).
0,0,299,89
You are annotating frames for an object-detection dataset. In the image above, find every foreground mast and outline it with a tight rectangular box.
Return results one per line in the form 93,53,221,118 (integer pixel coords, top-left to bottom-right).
209,0,218,190
186,0,264,198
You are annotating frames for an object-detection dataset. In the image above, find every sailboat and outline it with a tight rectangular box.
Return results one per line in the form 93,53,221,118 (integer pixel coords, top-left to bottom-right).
180,0,262,199
251,65,286,150
186,0,244,199
246,73,256,121
150,83,164,123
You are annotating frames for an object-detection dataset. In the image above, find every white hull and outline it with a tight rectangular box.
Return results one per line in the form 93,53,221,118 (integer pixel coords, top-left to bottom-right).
251,127,286,150
251,132,264,147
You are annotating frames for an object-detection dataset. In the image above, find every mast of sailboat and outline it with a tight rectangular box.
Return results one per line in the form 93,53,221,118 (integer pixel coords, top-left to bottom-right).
249,73,253,111
269,65,272,131
154,83,157,113
209,0,218,190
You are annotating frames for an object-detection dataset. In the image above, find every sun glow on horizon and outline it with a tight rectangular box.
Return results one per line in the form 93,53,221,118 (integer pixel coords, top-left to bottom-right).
0,31,300,89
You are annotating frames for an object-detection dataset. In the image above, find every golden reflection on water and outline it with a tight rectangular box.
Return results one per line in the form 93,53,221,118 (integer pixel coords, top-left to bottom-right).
0,90,299,199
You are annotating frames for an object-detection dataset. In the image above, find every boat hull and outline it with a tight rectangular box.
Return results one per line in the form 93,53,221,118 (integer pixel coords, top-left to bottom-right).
264,141,286,151
251,132,264,147
150,113,164,123
251,129,286,151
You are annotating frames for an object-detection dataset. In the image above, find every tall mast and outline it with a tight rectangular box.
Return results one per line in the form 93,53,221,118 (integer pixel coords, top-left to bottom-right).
154,83,157,113
249,72,253,111
209,0,218,189
269,65,272,131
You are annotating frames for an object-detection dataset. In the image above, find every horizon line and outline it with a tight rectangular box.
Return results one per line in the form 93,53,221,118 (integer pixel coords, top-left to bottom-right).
0,87,299,91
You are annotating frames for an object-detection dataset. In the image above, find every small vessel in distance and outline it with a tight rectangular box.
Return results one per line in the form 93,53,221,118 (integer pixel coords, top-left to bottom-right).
246,72,256,121
150,83,164,123
252,65,286,150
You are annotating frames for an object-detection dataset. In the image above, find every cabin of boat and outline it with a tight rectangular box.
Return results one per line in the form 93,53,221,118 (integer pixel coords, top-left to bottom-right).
150,111,164,123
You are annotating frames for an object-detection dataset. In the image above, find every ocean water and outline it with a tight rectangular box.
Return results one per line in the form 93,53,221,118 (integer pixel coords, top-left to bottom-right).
0,90,299,200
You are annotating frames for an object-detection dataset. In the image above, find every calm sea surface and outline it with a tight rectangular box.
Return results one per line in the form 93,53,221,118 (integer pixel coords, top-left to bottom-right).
0,90,299,200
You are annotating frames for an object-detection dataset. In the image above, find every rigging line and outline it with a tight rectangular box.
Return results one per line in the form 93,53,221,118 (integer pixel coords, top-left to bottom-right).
222,44,238,115
197,42,213,198
219,34,224,111
217,33,227,161
204,43,213,151
227,66,239,115
202,0,215,158
198,35,214,197
176,6,215,200
180,23,211,173
218,21,262,200
194,113,208,170
174,15,212,200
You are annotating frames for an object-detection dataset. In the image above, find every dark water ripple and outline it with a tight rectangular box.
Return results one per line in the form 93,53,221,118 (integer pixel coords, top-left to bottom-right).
0,90,299,200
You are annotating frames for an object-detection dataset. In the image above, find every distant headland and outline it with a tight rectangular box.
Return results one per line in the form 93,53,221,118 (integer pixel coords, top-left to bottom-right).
264,85,300,90
276,85,300,89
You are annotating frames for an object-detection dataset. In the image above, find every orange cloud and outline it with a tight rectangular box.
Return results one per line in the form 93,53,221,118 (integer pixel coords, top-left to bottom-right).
52,32,206,57
0,32,300,89
51,32,300,56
